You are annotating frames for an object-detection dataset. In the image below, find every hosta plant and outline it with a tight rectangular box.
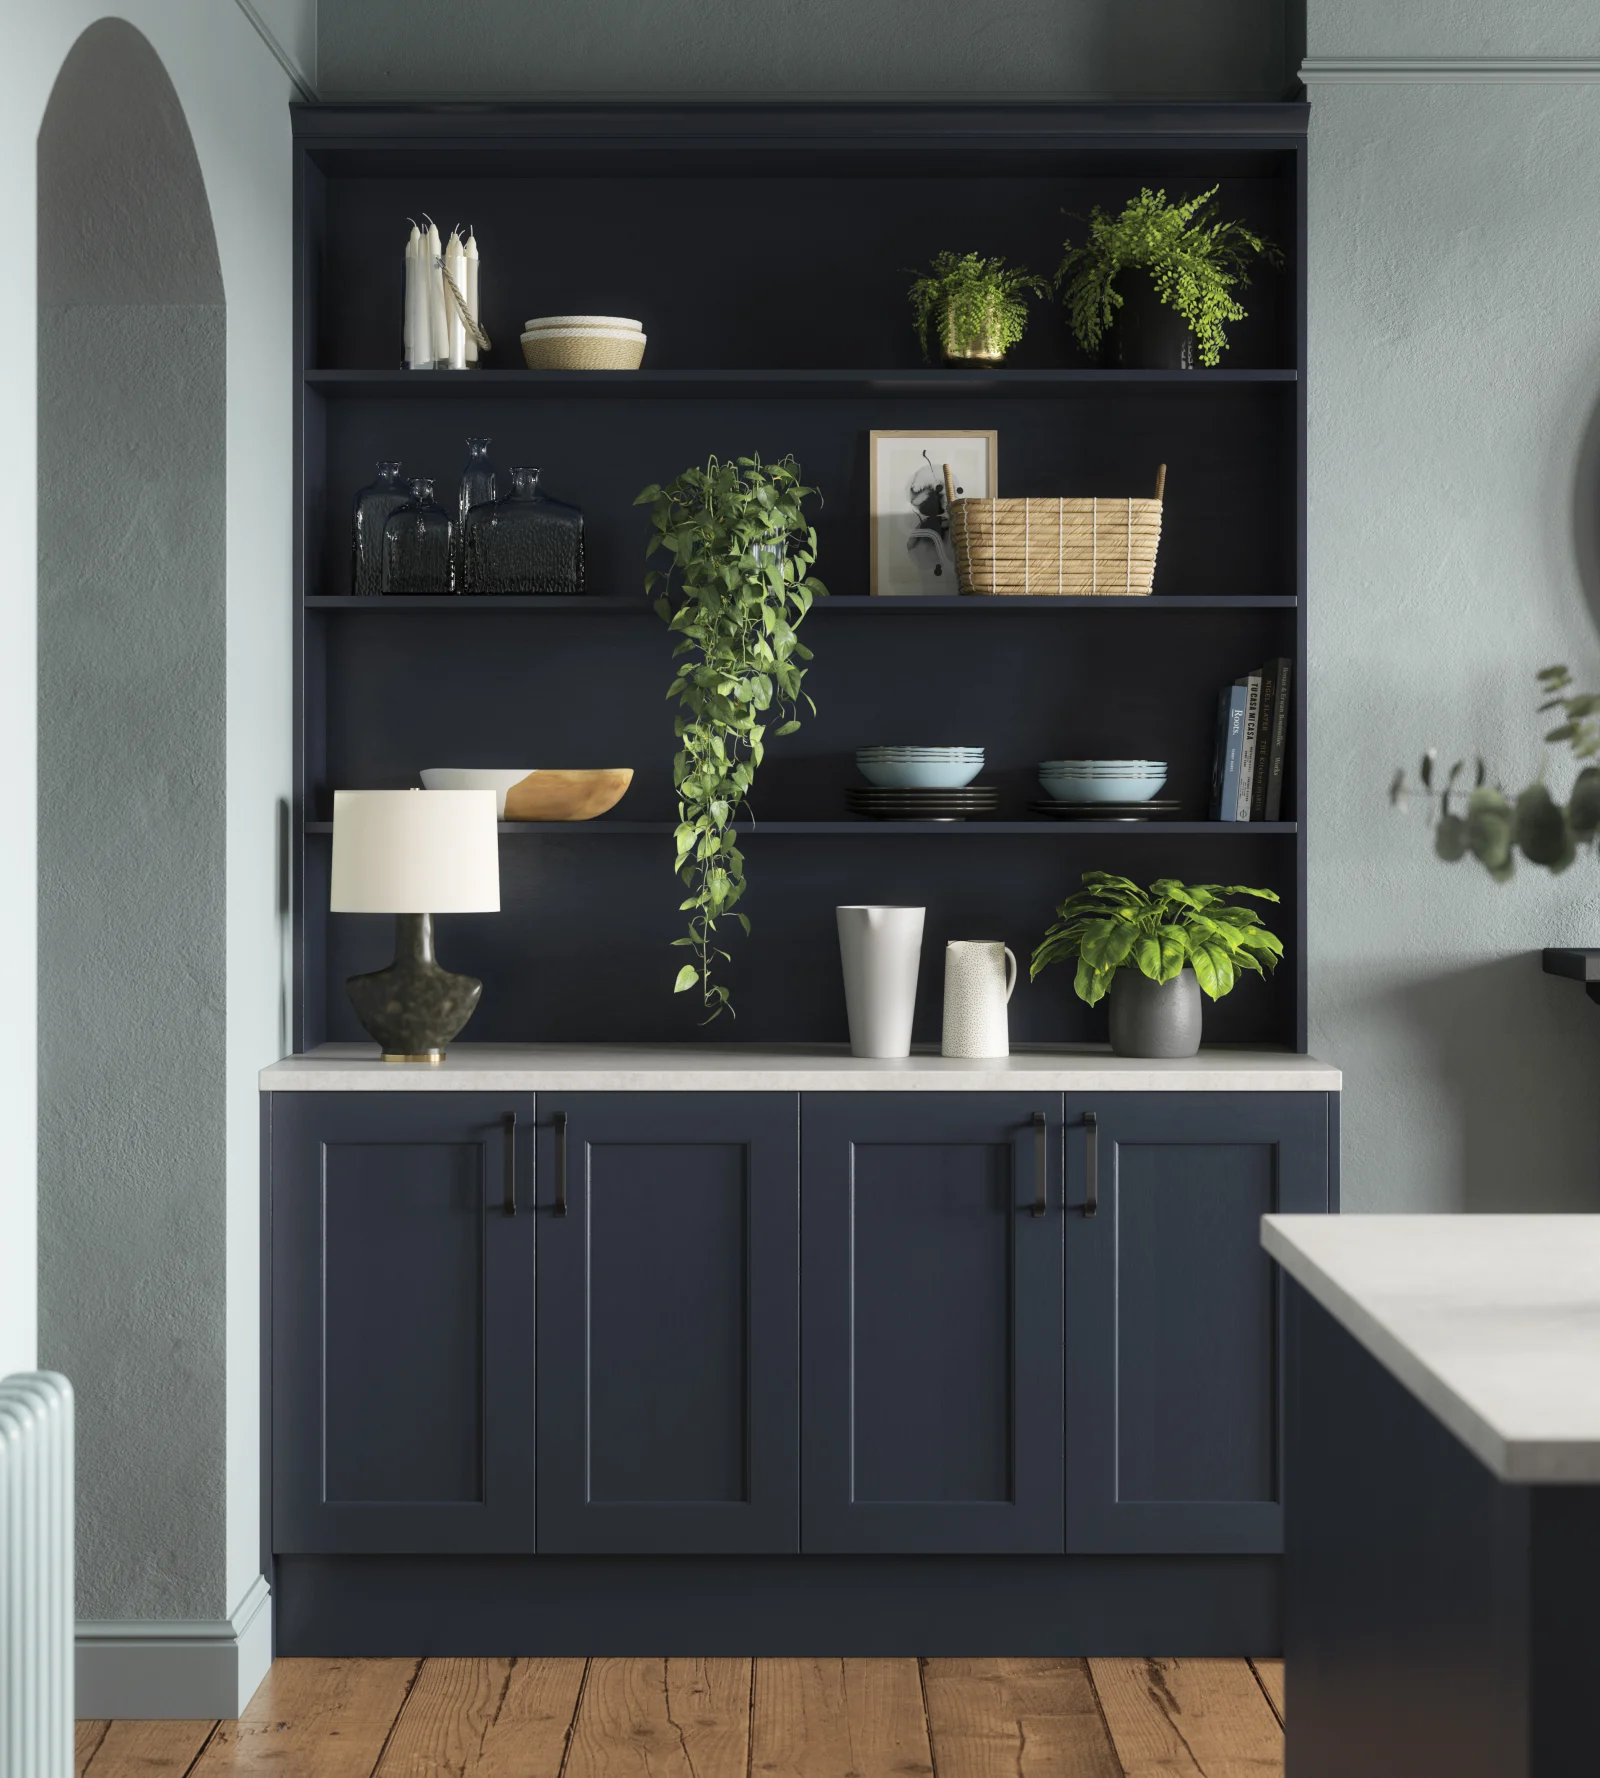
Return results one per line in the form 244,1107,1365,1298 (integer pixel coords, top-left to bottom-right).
1030,871,1283,1005
907,251,1048,365
1390,665,1600,881
636,454,827,1021
1055,186,1280,368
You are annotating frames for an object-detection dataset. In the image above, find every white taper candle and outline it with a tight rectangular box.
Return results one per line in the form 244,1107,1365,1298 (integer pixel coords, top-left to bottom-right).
425,219,450,368
464,228,480,364
445,228,468,370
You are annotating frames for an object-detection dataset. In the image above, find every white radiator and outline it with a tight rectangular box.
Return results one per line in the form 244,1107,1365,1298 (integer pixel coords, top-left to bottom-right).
0,1373,73,1778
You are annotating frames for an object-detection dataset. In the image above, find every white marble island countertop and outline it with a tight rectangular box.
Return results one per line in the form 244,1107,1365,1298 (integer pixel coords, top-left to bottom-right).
1264,1215,1600,1484
262,1042,1341,1094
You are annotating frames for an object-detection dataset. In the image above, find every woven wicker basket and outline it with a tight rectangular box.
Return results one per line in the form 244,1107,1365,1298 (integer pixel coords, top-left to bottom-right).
945,464,1166,597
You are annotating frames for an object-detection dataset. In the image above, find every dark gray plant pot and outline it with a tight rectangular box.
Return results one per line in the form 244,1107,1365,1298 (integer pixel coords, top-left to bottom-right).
1102,270,1198,371
1109,967,1202,1058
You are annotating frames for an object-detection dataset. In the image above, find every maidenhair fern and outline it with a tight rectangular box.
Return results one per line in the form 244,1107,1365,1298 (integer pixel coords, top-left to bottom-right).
1055,187,1279,368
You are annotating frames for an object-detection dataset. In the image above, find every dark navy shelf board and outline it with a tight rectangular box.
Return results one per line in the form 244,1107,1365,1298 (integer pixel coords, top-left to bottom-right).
306,368,1299,400
306,594,1299,612
304,819,1298,837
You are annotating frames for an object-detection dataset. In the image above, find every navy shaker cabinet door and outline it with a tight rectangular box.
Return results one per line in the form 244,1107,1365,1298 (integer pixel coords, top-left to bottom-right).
535,1093,800,1554
801,1093,1065,1554
270,1091,537,1555
1063,1090,1331,1555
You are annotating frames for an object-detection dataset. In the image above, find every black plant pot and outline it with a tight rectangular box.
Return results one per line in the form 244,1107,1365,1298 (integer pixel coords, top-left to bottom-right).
1102,271,1197,371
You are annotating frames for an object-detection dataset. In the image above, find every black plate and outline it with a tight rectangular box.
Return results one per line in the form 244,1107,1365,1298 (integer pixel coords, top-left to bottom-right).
1027,798,1186,821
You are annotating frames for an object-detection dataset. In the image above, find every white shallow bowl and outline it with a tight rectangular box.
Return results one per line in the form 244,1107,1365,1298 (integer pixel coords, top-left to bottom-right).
1041,759,1166,771
1042,774,1168,804
524,314,643,331
859,748,985,758
859,759,985,789
420,767,532,819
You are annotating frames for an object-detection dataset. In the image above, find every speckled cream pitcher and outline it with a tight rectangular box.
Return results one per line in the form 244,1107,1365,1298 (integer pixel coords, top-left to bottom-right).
941,940,1018,1059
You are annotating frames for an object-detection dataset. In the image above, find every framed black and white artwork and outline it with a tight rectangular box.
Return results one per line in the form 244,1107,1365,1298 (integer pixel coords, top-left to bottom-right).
868,430,998,596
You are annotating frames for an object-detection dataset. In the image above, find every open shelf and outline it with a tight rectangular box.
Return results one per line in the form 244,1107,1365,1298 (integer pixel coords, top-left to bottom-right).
305,819,1297,837
295,102,1308,1051
307,367,1299,401
306,593,1298,612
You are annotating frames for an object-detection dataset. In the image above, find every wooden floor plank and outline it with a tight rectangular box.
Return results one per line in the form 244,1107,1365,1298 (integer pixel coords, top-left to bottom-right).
372,1656,589,1777
75,1720,110,1776
751,1657,932,1778
923,1657,1121,1778
1089,1658,1283,1778
566,1657,750,1778
188,1657,418,1778
78,1720,216,1776
1250,1660,1284,1728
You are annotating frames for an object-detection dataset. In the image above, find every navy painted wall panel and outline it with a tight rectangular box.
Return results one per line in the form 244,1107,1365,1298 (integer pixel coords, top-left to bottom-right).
271,1092,536,1554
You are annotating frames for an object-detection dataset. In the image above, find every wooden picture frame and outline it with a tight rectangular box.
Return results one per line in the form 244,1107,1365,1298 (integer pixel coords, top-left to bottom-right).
869,429,998,596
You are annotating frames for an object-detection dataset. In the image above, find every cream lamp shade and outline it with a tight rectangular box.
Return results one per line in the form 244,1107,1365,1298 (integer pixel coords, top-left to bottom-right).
330,789,500,913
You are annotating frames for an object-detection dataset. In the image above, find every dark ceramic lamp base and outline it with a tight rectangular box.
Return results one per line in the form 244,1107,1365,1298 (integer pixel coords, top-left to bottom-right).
346,912,483,1063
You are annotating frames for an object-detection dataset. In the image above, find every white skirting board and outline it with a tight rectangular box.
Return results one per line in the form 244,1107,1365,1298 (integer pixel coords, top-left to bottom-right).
75,1576,271,1719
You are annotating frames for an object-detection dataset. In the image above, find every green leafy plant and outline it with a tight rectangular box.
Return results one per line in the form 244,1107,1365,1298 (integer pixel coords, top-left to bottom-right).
907,251,1048,364
1030,871,1283,1005
636,455,827,1020
1055,187,1280,368
1390,665,1600,881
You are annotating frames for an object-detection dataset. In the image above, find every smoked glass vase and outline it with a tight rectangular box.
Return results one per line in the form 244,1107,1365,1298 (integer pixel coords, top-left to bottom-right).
457,437,499,566
381,477,457,596
467,466,585,596
350,460,409,597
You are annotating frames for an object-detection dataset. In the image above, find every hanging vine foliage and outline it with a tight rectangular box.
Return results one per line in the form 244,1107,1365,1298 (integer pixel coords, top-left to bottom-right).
636,455,827,1021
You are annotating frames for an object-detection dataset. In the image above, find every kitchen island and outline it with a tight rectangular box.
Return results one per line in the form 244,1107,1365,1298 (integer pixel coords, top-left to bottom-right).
1264,1215,1600,1778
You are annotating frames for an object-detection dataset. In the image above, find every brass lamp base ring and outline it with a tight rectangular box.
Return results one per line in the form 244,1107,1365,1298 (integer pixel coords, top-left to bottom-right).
381,1050,447,1064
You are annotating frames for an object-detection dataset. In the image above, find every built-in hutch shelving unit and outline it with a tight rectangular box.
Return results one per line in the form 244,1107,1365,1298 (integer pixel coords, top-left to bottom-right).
293,102,1308,1052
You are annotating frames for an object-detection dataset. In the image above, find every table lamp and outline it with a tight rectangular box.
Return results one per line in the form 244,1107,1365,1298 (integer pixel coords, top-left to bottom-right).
330,788,500,1062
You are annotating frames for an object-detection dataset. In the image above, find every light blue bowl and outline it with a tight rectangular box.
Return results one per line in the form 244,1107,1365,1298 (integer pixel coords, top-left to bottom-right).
1041,772,1168,803
860,757,985,788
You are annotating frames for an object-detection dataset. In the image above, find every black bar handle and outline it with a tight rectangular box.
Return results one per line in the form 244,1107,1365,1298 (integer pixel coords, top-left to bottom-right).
1083,1111,1099,1218
502,1112,517,1217
1032,1111,1048,1217
554,1111,569,1217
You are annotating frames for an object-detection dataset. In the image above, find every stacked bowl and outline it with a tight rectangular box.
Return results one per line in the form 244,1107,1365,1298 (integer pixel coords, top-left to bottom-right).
521,314,647,371
1034,759,1176,819
850,746,995,820
856,746,984,789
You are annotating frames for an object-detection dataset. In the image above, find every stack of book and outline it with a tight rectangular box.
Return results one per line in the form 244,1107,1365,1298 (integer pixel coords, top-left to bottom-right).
1210,659,1292,822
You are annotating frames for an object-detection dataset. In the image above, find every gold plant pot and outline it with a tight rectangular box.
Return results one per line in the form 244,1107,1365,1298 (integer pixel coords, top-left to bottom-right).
941,306,1007,369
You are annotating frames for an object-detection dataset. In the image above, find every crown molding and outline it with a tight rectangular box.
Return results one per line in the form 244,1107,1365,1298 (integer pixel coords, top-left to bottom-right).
233,0,317,101
1302,56,1600,83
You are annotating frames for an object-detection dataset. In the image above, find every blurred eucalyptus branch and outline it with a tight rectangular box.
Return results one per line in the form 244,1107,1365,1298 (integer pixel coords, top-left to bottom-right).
1390,666,1600,881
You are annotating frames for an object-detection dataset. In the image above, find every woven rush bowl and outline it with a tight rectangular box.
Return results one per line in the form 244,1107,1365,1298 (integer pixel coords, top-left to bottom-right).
521,325,646,371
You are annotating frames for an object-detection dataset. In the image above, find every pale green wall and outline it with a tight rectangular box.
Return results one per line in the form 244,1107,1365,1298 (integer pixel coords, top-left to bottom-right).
8,0,297,1646
318,0,1301,98
1305,38,1600,1209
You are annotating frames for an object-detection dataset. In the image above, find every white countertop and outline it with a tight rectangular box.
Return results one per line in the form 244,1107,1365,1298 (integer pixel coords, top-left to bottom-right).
1264,1215,1600,1484
262,1042,1341,1093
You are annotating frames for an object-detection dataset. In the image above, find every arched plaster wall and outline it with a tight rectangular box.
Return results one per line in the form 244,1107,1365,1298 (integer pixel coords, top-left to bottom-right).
2,0,296,1639
38,18,228,1621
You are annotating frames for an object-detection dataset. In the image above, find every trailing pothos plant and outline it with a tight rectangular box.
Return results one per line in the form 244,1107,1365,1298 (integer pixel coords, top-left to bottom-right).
636,454,827,1021
1030,871,1284,1005
1055,186,1280,368
907,251,1048,364
1390,665,1600,880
